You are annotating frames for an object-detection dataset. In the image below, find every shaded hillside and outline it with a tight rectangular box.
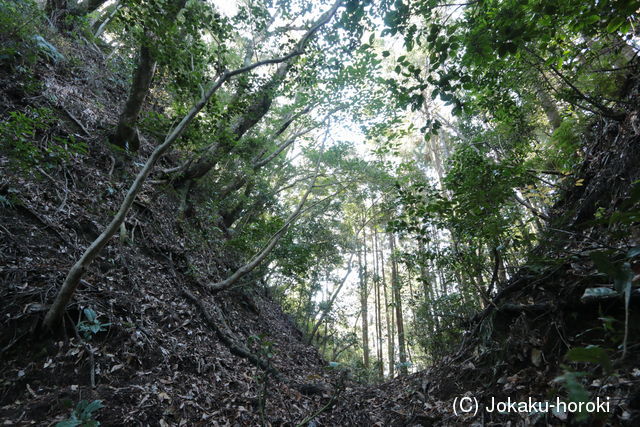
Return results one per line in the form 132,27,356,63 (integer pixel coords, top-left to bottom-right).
2,1,640,426
0,29,338,426
320,78,640,426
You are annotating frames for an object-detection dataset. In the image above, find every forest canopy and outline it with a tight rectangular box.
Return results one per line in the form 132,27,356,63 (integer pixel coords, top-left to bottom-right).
1,0,639,424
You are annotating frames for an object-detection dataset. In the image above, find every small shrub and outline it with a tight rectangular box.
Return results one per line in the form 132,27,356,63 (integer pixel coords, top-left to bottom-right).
77,308,110,340
56,399,104,427
0,0,44,67
0,107,88,170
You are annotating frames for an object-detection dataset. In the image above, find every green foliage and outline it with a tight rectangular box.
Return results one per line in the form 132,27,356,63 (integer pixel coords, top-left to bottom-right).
553,368,590,422
565,346,612,374
379,0,636,137
77,308,110,340
546,118,582,172
0,0,43,66
113,0,230,102
56,400,104,427
0,107,88,170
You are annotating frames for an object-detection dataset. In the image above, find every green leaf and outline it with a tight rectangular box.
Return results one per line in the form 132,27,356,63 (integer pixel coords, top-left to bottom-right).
83,308,96,323
589,251,617,277
581,287,618,299
584,15,599,25
83,400,104,415
613,262,633,294
382,50,390,57
627,246,640,258
606,17,625,33
565,346,612,373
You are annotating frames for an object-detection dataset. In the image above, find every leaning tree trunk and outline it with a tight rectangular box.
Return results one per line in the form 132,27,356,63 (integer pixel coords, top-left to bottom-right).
173,0,343,189
110,0,188,152
46,0,68,26
42,53,301,331
93,1,121,38
109,43,157,152
307,252,356,344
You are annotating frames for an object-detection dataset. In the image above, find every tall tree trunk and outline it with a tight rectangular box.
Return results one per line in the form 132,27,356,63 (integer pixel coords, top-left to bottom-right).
389,233,408,375
374,228,384,379
423,269,440,332
110,0,187,152
173,0,342,189
42,51,300,331
110,43,157,152
381,235,394,378
535,87,562,130
493,246,508,288
359,223,370,370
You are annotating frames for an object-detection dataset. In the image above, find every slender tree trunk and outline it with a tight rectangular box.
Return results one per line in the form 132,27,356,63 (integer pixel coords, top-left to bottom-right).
204,154,323,293
110,0,188,152
493,247,508,288
307,252,355,343
381,236,394,378
93,1,121,38
374,228,384,379
535,87,562,130
359,223,370,370
389,233,408,375
42,52,300,331
322,320,329,355
110,43,157,152
422,268,440,332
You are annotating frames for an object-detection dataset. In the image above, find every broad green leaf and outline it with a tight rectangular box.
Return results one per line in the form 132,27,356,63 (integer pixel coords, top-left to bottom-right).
606,17,625,33
627,246,640,258
589,251,617,277
581,287,618,299
565,346,612,373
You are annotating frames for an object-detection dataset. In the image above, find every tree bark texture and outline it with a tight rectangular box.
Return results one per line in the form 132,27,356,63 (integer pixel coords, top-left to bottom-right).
389,233,408,375
360,225,370,369
42,52,302,330
110,43,157,152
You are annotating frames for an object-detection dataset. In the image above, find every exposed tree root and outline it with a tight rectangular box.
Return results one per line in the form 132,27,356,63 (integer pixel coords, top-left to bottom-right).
181,288,283,380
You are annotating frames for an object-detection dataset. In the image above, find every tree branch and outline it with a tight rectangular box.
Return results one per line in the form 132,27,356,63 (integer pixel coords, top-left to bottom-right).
42,52,302,330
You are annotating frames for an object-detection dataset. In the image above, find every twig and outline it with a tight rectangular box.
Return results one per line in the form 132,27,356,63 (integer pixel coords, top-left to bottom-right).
57,167,69,213
67,312,96,389
62,107,91,136
0,331,29,355
182,288,282,379
295,372,345,427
